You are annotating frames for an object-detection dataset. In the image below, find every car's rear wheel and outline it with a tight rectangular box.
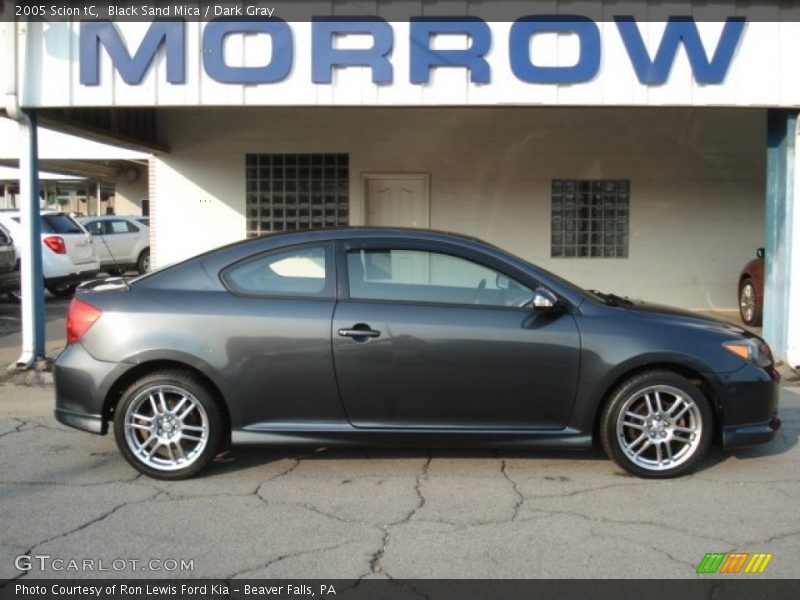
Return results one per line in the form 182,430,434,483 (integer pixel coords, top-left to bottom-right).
739,277,762,326
113,371,223,479
600,371,713,478
137,249,150,274
46,283,78,297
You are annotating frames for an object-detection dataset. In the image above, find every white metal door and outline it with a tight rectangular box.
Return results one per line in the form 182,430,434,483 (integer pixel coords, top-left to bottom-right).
365,175,430,229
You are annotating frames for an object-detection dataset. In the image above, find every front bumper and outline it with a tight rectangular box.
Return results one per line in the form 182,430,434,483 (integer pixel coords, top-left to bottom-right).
53,342,131,435
722,418,782,449
716,362,781,449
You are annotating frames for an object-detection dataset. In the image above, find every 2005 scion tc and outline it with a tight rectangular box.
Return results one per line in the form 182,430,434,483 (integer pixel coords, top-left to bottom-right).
54,228,781,479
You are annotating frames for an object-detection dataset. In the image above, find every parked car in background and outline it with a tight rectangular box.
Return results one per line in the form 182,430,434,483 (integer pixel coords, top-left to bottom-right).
0,223,20,295
0,211,99,297
739,248,765,327
54,228,780,480
79,215,150,274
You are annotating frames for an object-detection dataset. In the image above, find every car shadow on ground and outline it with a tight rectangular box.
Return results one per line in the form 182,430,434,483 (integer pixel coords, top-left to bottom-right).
204,445,611,479
200,405,799,480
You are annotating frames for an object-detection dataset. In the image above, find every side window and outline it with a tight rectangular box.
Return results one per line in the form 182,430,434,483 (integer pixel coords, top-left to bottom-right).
109,220,130,234
223,245,332,298
84,221,104,235
125,221,140,233
347,249,533,308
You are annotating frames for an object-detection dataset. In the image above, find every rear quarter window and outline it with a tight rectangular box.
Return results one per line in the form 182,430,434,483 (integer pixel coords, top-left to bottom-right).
41,214,83,234
222,245,333,298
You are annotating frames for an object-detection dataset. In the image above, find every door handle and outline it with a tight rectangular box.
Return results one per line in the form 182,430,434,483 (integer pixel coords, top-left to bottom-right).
338,324,381,339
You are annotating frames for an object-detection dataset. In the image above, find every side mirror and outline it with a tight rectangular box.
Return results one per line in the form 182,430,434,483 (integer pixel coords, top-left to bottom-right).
531,287,560,312
757,247,765,259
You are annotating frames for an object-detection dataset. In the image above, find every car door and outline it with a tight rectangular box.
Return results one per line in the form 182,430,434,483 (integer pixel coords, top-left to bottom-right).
102,219,142,264
83,220,110,263
217,242,346,426
331,240,581,430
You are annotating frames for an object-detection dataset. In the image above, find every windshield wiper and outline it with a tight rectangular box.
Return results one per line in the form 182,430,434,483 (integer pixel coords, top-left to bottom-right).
589,290,634,307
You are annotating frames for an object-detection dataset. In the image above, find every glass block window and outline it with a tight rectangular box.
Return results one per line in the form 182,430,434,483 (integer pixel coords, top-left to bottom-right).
550,180,630,258
246,154,349,237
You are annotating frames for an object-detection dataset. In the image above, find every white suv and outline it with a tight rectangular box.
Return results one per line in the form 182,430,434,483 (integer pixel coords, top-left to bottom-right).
0,211,100,297
79,215,150,274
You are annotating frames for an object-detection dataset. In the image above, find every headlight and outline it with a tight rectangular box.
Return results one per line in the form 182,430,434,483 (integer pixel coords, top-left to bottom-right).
723,339,774,368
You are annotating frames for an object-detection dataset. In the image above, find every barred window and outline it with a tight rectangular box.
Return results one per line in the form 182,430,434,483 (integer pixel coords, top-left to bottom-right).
246,154,349,237
551,180,630,258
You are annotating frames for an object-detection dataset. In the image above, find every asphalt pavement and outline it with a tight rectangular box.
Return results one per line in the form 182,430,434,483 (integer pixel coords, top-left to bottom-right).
0,384,798,580
0,295,69,367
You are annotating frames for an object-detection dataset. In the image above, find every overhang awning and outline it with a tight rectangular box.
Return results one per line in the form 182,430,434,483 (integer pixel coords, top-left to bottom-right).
0,116,153,160
0,165,84,181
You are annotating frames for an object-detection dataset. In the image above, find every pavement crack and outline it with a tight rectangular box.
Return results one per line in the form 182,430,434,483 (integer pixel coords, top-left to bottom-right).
227,540,357,579
741,528,800,546
500,460,524,520
0,419,28,439
527,507,738,547
366,451,432,579
16,489,160,575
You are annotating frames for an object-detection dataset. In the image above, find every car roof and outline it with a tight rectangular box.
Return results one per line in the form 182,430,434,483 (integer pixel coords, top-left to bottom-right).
252,226,484,244
182,227,502,270
78,215,141,220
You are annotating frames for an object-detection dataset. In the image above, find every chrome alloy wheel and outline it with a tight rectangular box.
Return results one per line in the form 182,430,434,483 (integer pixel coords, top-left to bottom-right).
123,385,209,472
616,385,703,472
740,282,756,323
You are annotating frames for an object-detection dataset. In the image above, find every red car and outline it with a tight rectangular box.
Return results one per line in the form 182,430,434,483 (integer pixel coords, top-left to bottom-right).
738,248,764,326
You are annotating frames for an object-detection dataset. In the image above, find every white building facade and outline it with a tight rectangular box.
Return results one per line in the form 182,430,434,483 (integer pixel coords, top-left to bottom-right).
3,1,799,366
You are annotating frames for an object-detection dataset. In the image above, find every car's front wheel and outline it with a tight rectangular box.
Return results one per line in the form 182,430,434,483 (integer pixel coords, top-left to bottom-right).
113,370,223,479
600,371,713,478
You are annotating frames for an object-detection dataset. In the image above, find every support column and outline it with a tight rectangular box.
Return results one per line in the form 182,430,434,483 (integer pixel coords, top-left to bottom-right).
788,120,800,369
764,110,800,368
17,112,45,365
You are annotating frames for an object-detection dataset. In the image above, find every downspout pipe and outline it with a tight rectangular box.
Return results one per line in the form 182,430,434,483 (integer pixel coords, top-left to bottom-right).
3,21,46,367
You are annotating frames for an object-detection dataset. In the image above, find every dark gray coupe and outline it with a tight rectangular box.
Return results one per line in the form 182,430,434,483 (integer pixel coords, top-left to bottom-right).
54,228,780,479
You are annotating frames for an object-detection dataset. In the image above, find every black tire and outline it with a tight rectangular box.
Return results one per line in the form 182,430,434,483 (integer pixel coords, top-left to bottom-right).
600,370,713,479
739,277,762,326
137,248,150,274
113,370,224,480
46,283,78,298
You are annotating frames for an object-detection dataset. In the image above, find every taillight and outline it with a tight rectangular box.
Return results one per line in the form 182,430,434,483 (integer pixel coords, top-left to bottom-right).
66,298,102,344
43,236,66,254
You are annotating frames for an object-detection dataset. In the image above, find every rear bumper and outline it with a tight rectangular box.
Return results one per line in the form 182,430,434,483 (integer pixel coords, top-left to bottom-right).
0,269,20,293
53,342,131,435
46,270,100,288
54,407,105,434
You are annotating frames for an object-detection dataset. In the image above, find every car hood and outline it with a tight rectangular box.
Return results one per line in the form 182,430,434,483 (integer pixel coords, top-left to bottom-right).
615,299,751,336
